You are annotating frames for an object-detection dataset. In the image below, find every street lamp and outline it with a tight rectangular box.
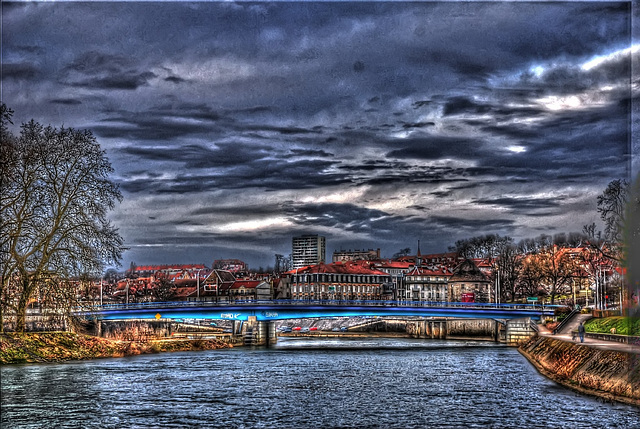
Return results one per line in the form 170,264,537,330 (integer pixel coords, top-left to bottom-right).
196,268,207,302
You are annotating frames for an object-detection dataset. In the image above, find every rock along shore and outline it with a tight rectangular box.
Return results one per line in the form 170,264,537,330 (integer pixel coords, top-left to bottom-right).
519,336,640,407
0,332,232,365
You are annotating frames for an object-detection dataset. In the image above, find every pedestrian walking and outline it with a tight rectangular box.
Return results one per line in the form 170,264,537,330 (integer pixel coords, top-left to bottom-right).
578,322,585,343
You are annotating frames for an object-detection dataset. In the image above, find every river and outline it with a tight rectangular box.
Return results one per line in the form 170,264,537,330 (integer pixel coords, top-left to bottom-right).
1,337,638,428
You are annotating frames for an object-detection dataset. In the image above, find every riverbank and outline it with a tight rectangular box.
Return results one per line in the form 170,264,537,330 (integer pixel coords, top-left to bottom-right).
0,332,232,364
519,336,640,407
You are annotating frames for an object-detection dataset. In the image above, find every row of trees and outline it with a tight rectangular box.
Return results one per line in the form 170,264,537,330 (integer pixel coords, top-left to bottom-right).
449,179,629,306
1,104,124,332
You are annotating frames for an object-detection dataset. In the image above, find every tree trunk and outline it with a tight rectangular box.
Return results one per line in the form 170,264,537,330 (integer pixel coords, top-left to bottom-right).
15,278,32,333
16,297,27,333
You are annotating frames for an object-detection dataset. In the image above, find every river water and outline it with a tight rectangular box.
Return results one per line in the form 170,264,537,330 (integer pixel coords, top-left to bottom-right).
1,337,638,428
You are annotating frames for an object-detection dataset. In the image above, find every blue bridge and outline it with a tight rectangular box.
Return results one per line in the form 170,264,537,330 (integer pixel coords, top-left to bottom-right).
86,300,556,322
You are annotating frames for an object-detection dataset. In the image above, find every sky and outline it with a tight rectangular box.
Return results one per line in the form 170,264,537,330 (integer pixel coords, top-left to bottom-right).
2,1,638,270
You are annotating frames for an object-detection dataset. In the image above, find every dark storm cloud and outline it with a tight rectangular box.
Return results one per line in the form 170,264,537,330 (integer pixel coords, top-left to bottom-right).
119,143,270,168
289,149,334,158
164,76,188,84
402,121,435,129
431,216,516,231
284,202,413,236
2,1,632,268
190,204,285,217
3,63,39,80
472,196,564,212
386,136,486,160
338,160,404,172
443,97,492,116
119,157,346,194
59,51,157,90
94,107,227,141
49,98,83,106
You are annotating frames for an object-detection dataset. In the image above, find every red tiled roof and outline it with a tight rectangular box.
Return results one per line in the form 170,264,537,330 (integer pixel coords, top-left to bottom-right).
375,261,413,269
407,266,452,276
231,280,263,289
293,262,390,276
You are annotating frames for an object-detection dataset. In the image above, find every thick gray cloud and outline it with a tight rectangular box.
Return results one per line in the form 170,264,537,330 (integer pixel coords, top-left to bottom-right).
2,2,634,269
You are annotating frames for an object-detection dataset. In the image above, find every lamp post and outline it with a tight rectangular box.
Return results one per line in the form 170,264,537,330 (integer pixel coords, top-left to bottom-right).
196,268,207,302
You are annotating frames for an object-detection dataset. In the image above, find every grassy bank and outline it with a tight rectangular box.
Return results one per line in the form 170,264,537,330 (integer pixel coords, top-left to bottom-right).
0,332,232,364
585,317,640,336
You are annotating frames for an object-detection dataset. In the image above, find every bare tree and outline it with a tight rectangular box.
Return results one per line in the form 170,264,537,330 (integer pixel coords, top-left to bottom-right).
519,254,545,298
1,107,124,332
153,273,175,302
497,244,522,302
598,179,628,245
537,245,577,305
450,234,513,259
393,248,411,259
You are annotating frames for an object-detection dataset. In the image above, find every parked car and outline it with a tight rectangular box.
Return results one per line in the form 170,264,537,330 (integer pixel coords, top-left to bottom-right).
301,327,310,333
293,326,302,331
332,327,340,332
309,327,318,331
340,327,348,332
280,326,292,333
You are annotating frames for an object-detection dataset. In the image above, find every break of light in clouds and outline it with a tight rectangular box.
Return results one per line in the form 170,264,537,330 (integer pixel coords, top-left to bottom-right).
2,1,636,269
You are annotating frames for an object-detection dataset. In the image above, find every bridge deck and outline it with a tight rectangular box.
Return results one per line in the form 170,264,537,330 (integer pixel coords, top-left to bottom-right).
82,300,556,322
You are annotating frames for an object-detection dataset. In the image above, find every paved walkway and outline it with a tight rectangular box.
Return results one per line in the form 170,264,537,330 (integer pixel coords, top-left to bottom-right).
537,314,640,354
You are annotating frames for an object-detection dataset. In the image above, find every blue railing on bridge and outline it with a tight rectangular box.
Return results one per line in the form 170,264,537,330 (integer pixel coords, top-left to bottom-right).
84,299,560,312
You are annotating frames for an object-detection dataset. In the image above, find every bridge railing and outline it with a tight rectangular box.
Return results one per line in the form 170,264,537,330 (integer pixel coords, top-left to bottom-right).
84,299,558,313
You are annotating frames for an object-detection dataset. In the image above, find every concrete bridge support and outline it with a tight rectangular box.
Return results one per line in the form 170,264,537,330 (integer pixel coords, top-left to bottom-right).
424,320,447,339
242,317,276,346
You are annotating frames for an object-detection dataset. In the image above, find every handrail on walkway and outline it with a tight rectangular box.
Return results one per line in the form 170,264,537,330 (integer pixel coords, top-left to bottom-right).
529,319,540,333
552,308,579,335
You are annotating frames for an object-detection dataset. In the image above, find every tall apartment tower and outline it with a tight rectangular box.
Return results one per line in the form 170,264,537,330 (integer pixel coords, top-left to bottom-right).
292,234,326,269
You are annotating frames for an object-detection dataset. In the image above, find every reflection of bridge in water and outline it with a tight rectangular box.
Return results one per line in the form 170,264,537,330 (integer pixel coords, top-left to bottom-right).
84,300,555,346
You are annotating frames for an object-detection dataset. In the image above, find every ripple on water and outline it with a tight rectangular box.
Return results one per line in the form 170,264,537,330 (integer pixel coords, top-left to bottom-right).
1,337,639,429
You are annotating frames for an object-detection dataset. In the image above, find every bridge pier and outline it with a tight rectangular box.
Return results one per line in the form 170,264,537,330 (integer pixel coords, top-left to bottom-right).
423,320,447,339
242,317,276,346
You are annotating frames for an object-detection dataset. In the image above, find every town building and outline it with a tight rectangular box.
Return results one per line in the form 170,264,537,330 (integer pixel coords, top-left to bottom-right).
372,260,413,300
212,259,248,273
228,280,272,301
402,265,452,302
292,234,326,269
332,248,381,262
448,259,491,302
280,261,392,301
128,264,207,277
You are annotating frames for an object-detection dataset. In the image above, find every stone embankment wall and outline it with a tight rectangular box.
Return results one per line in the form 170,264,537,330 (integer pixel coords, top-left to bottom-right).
519,336,640,406
96,320,174,340
447,319,500,341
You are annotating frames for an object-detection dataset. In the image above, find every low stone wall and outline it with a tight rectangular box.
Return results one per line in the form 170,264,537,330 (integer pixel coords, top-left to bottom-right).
447,319,498,341
519,336,640,406
585,332,640,345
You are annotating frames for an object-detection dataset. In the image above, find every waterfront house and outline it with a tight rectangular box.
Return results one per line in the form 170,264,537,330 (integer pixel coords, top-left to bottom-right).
448,259,490,303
